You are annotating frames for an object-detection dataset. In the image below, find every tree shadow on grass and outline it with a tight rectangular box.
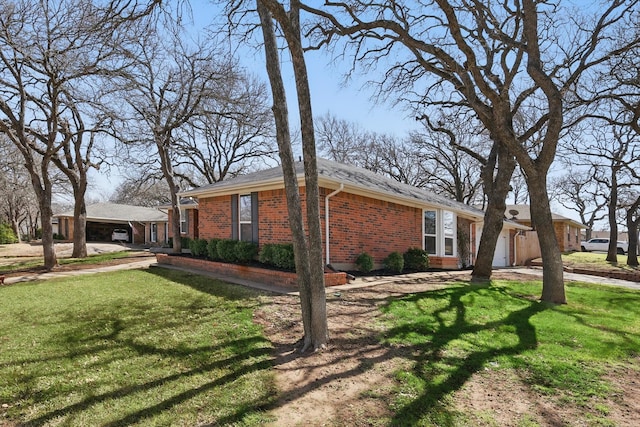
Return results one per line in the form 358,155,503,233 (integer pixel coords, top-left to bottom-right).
8,268,279,427
380,284,549,425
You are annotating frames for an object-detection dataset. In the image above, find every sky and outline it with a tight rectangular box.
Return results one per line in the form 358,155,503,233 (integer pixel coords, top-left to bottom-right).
88,0,421,200
87,0,587,224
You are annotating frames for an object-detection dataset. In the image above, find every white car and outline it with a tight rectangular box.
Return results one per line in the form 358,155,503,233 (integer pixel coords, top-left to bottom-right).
580,238,628,254
111,228,129,242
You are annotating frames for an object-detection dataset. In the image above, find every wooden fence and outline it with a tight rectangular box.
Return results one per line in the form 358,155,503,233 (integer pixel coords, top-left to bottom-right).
515,230,541,265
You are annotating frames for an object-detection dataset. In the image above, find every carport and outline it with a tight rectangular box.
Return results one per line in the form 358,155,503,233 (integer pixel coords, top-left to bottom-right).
86,221,132,243
55,203,169,246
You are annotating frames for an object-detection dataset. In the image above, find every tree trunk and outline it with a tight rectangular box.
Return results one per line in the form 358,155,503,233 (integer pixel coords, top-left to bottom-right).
626,199,639,267
288,0,328,351
258,0,328,351
10,216,21,243
21,152,58,270
157,139,182,253
606,169,619,263
69,176,88,258
71,198,88,258
528,177,566,304
457,217,470,268
472,145,516,281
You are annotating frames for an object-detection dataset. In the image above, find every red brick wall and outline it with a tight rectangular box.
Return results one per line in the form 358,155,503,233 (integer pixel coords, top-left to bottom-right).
167,208,199,240
155,253,347,287
258,189,299,244
196,187,463,270
322,189,422,268
198,195,233,239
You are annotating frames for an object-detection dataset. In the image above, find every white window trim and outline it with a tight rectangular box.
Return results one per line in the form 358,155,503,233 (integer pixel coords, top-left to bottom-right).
179,209,187,234
150,222,157,243
423,208,457,257
239,194,252,241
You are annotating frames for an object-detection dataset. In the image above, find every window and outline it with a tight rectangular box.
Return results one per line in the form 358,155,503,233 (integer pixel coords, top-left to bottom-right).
151,223,157,243
424,210,437,255
179,208,188,234
443,211,455,256
239,194,253,242
423,209,456,257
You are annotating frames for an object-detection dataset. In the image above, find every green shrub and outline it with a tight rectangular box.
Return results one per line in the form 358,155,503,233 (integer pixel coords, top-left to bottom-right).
258,243,296,271
207,238,220,260
258,244,274,265
355,252,374,273
404,247,430,271
217,239,238,263
235,241,259,263
384,251,404,273
189,238,208,257
0,223,18,244
53,233,66,241
259,243,295,271
272,243,295,270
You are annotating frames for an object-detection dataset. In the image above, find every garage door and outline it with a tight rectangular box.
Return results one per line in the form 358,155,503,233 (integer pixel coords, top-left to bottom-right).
492,230,509,267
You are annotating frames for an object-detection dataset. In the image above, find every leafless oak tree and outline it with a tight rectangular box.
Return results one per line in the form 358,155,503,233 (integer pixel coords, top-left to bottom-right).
254,0,329,351
112,24,229,253
0,0,158,268
551,170,609,242
301,0,639,303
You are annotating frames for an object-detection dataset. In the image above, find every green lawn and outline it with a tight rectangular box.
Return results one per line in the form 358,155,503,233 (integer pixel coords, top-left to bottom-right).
561,251,640,272
0,267,275,426
2,266,639,426
379,280,640,426
0,251,140,274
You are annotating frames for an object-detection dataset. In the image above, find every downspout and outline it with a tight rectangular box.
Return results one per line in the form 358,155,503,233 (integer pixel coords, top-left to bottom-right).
325,184,344,266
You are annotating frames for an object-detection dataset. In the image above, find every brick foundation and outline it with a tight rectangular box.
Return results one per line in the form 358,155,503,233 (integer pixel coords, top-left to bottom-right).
155,253,348,288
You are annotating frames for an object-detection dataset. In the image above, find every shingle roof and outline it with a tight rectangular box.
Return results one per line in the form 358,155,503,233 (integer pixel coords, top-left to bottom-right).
55,203,167,222
181,158,487,221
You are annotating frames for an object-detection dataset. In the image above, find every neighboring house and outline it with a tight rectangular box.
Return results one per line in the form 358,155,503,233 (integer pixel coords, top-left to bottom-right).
55,203,169,245
505,205,587,254
181,159,525,270
161,198,199,240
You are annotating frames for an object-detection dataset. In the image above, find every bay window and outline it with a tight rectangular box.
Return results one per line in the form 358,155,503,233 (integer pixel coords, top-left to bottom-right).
423,209,456,257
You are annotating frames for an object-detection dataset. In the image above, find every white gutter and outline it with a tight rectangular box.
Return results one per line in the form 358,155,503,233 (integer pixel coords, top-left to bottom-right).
325,184,344,265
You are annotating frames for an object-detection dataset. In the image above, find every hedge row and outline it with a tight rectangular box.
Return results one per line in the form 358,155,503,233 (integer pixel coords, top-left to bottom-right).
187,238,295,271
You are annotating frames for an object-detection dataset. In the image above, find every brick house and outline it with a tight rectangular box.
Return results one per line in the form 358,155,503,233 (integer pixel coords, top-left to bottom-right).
181,159,527,270
505,205,587,252
55,203,169,245
163,199,199,240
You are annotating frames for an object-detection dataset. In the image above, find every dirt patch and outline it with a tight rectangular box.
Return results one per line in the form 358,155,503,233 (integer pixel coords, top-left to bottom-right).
256,272,640,426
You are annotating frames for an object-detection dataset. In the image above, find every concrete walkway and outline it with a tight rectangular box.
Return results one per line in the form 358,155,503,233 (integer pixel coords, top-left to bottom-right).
3,258,640,294
506,266,640,291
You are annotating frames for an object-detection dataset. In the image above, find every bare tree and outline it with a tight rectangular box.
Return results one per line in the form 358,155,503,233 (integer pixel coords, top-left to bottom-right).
113,24,228,253
413,114,489,205
571,122,639,263
302,0,639,303
253,0,328,351
575,30,640,265
0,0,158,268
0,137,39,241
173,70,277,186
110,173,172,207
552,170,609,241
316,113,427,186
